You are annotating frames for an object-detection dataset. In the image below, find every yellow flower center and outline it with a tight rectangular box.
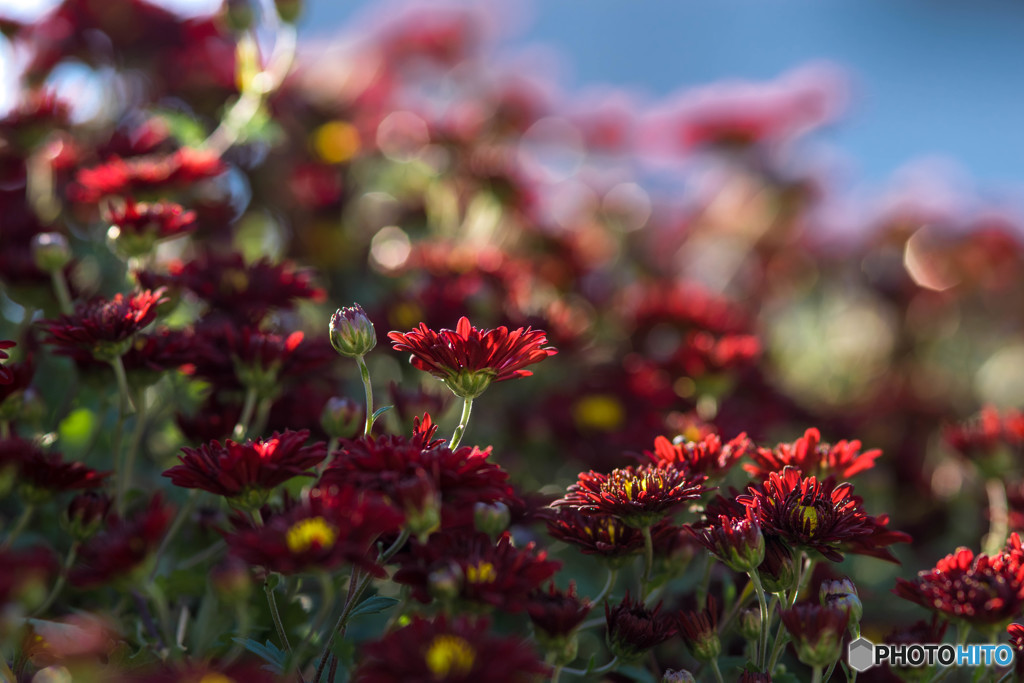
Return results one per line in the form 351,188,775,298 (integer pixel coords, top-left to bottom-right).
573,394,625,432
465,561,497,584
798,505,819,534
426,635,475,677
286,517,337,553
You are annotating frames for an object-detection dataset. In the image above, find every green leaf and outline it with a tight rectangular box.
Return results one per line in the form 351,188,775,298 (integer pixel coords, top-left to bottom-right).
371,405,393,421
349,595,399,618
231,638,287,673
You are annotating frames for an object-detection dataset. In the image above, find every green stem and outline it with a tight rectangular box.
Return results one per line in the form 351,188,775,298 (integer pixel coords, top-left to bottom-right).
1,504,35,550
109,356,136,415
149,490,198,581
233,387,259,440
448,397,474,450
223,601,251,665
811,665,823,683
50,269,73,314
147,582,175,653
592,567,618,605
824,658,838,683
640,525,655,599
117,385,147,515
984,478,1010,556
356,355,374,437
265,577,292,653
290,572,336,673
251,396,274,439
0,421,9,439
33,540,79,616
750,569,770,670
697,552,714,610
561,656,619,677
719,578,754,636
710,658,726,683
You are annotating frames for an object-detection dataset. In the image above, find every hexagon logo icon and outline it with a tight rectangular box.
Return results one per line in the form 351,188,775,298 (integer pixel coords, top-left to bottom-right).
848,637,875,672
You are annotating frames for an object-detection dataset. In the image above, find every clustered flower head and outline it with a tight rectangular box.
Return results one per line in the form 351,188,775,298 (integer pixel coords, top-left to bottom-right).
646,432,751,480
388,316,557,399
604,592,677,661
744,427,882,480
104,197,196,257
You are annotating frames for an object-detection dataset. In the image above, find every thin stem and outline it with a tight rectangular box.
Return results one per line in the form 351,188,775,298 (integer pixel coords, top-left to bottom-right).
750,569,770,670
824,659,838,683
448,397,473,450
1,504,35,550
710,658,726,683
719,578,754,636
251,396,274,439
640,525,655,599
50,269,73,314
223,601,251,665
146,582,175,653
561,656,619,677
109,356,136,415
356,355,374,437
592,567,618,605
118,385,147,515
233,386,259,440
697,552,714,610
0,421,9,439
291,572,336,671
984,478,1010,556
811,665,823,683
33,540,79,616
265,577,292,653
149,490,198,581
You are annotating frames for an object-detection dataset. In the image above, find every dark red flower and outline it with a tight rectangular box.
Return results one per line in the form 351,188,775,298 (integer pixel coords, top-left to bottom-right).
743,428,882,481
104,198,196,257
893,537,1024,627
10,438,110,503
70,148,226,203
118,660,284,683
677,595,720,662
552,464,709,528
778,603,850,668
737,467,907,563
526,582,592,639
224,485,402,576
605,592,677,661
0,340,15,385
646,432,750,479
688,514,765,573
163,429,326,506
161,251,324,323
40,289,166,361
353,615,549,682
393,530,559,611
944,406,1024,461
388,316,557,398
544,508,650,562
1008,622,1024,676
320,433,515,531
70,494,174,588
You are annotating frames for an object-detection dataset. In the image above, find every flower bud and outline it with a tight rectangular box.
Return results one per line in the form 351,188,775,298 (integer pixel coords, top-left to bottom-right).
779,603,850,669
223,0,255,32
692,515,764,573
397,468,441,543
62,492,111,541
678,596,720,663
31,233,71,273
320,397,363,439
738,607,761,641
662,670,696,683
820,577,862,635
758,535,798,594
330,304,377,358
474,501,510,537
428,563,463,601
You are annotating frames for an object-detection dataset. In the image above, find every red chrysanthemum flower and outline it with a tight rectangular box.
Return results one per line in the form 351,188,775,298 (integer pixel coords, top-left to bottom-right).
388,316,557,398
778,602,850,668
743,428,882,481
320,432,515,531
526,582,592,640
161,251,325,323
5,438,110,503
605,592,677,661
543,508,652,562
646,432,750,479
224,485,402,576
1008,622,1024,676
393,530,559,611
0,340,15,385
677,595,721,662
737,467,907,563
552,464,709,528
353,615,549,682
944,406,1024,462
40,289,167,361
893,536,1024,627
69,494,174,588
70,148,227,203
104,197,196,257
163,429,326,507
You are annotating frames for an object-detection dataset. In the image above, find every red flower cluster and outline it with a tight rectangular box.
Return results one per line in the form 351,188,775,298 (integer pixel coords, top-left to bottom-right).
104,198,196,257
70,148,226,203
646,432,751,479
40,289,166,361
3,438,110,503
744,427,882,480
